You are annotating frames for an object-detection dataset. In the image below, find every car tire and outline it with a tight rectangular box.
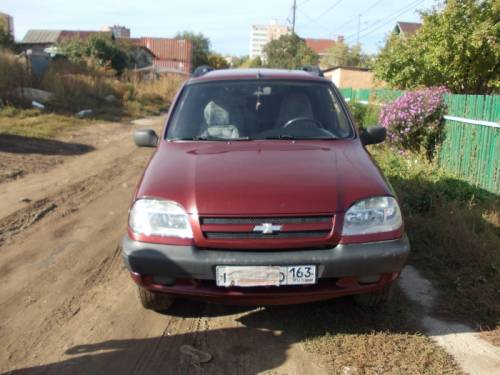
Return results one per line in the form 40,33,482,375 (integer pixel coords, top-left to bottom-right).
353,282,394,308
137,287,175,312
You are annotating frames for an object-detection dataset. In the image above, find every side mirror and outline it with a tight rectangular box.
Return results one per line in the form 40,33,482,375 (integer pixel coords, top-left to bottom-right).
360,126,387,146
134,128,158,147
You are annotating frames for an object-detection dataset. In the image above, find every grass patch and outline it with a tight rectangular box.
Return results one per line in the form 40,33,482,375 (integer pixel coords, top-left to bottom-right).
371,145,500,331
0,107,87,138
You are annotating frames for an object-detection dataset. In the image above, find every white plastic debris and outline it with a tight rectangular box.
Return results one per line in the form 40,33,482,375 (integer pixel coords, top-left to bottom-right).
76,109,93,118
104,94,118,103
32,101,45,109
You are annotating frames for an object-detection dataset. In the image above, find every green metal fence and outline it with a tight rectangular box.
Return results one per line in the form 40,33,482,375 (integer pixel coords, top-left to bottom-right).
439,95,499,194
340,88,404,103
339,88,500,194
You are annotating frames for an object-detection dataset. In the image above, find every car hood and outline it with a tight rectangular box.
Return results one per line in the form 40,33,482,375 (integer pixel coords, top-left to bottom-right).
136,140,392,215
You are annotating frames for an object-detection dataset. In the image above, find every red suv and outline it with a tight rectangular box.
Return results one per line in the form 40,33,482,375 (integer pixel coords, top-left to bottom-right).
122,67,410,312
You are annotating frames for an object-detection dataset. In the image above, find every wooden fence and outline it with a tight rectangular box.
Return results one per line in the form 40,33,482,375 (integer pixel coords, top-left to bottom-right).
339,88,500,194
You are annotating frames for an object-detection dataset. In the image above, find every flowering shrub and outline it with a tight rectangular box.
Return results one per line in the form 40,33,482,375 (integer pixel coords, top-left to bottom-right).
379,87,448,159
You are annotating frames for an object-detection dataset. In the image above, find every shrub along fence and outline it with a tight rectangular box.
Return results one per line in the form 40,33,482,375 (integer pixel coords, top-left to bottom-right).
340,88,500,194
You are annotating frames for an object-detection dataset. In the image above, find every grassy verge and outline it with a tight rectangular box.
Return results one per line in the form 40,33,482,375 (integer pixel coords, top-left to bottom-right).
0,75,184,139
371,145,500,331
0,107,88,139
1,51,185,138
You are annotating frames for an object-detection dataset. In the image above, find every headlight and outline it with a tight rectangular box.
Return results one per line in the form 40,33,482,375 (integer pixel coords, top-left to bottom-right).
129,199,193,238
342,196,402,236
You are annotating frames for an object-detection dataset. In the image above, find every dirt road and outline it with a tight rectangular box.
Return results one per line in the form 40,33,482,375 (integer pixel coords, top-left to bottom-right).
2,116,495,374
0,117,324,375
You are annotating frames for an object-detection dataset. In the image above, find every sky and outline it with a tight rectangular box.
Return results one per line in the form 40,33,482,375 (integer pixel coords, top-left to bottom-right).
1,0,437,55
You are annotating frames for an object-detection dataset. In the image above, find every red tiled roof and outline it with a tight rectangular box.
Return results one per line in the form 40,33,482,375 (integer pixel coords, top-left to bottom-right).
304,38,336,55
131,37,193,74
396,22,422,35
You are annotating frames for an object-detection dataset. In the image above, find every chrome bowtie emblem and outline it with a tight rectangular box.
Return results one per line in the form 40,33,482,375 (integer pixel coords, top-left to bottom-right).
253,223,283,234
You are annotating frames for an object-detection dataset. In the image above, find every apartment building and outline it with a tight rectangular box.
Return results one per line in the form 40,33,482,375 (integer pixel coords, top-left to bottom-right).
102,25,131,39
250,20,290,60
0,12,14,38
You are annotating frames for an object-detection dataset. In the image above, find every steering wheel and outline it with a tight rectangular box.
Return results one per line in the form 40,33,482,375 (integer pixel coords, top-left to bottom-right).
282,116,323,129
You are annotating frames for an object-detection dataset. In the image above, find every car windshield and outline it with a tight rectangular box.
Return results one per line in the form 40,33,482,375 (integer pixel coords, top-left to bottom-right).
166,80,353,141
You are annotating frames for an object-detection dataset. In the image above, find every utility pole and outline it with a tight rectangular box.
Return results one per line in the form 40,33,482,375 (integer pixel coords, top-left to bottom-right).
292,0,297,34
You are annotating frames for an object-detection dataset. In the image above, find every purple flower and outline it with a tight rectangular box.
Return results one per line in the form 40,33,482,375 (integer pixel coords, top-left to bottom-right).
379,87,448,153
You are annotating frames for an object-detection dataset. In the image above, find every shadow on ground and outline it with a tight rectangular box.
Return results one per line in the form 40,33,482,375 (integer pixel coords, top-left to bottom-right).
0,134,95,155
7,290,429,375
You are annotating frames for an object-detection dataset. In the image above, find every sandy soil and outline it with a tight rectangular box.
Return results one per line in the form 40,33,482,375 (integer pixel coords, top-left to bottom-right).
0,115,495,375
0,117,324,375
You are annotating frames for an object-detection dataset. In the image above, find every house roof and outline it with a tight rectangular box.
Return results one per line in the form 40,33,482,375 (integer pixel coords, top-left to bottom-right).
394,22,422,36
323,65,371,73
21,30,62,44
304,38,336,55
131,37,192,62
21,29,112,44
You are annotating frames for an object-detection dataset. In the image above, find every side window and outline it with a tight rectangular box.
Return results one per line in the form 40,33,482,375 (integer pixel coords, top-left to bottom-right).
327,88,351,138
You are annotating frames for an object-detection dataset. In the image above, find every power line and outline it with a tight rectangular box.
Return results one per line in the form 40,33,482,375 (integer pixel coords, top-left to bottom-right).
356,0,426,41
296,8,334,35
332,0,386,35
344,0,424,40
305,0,343,25
345,0,426,42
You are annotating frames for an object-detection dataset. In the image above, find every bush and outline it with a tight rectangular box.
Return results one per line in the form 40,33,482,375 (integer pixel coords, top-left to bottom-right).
59,36,131,74
379,87,448,159
348,101,380,129
123,74,185,116
41,61,124,113
0,51,31,105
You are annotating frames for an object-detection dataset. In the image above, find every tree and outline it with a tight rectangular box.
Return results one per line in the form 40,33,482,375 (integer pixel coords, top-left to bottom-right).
374,0,500,94
207,53,229,69
0,19,14,50
175,31,210,70
59,36,130,74
320,41,369,68
241,56,263,68
229,55,249,68
263,34,319,69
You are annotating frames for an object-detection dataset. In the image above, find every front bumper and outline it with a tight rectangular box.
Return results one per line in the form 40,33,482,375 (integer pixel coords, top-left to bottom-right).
121,235,410,305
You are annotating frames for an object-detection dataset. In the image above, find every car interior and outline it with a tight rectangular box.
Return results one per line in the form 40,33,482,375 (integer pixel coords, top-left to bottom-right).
167,81,353,140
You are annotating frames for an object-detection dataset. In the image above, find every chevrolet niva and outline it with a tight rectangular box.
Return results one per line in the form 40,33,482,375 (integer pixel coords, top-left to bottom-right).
122,66,410,312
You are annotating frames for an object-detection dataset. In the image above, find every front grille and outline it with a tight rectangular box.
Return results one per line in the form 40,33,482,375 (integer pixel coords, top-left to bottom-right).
200,216,332,225
205,231,330,239
200,215,334,241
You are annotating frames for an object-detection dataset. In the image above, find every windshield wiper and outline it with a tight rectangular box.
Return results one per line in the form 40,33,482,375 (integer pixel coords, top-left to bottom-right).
264,134,296,140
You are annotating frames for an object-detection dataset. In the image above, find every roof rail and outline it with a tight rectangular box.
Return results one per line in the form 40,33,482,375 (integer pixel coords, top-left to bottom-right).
299,65,324,77
192,65,214,78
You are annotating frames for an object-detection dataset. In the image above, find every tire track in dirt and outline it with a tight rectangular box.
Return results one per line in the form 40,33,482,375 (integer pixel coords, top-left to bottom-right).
0,131,157,370
0,149,144,248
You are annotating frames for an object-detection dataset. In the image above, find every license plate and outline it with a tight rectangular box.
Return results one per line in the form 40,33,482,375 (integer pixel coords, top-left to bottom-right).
215,265,316,287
